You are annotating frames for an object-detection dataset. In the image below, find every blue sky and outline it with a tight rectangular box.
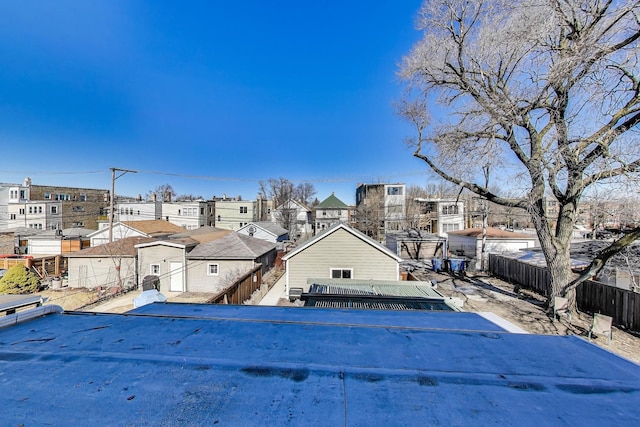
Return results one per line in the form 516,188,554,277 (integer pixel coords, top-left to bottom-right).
0,1,428,204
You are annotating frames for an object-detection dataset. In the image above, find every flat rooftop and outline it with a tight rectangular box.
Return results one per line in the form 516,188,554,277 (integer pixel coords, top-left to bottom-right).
0,303,638,425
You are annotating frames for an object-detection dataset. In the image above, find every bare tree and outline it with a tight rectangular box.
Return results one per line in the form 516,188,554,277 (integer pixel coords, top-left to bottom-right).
399,0,640,309
146,184,176,202
294,182,317,205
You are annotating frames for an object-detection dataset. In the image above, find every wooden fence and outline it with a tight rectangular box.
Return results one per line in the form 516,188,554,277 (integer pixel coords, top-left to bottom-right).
1,255,66,279
489,254,640,332
209,265,263,305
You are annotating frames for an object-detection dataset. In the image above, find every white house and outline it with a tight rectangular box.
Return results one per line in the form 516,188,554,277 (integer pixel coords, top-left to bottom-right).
447,227,538,271
237,222,289,243
88,220,185,247
272,199,313,239
281,223,403,297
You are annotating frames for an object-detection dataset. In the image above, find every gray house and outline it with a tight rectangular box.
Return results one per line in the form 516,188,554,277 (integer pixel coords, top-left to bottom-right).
282,223,403,297
186,233,277,294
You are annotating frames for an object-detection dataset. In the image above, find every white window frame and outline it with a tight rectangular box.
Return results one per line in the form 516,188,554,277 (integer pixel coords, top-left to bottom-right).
150,264,160,275
330,268,353,279
207,263,219,276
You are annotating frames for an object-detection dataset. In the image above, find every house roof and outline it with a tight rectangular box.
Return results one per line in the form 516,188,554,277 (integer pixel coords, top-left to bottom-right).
274,198,312,212
121,220,185,236
282,223,403,262
29,227,94,239
239,221,289,238
448,227,535,239
168,226,232,244
316,193,348,209
1,304,639,424
187,232,277,259
65,236,157,257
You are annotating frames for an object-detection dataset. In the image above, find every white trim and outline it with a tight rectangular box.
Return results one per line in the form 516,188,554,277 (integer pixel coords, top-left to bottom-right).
150,264,160,275
330,267,353,279
135,240,188,249
207,263,220,276
282,223,402,262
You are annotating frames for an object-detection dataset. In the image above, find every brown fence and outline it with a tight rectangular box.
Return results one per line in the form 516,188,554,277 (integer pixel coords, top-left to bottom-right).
489,254,552,296
1,255,66,279
489,254,640,332
209,265,263,305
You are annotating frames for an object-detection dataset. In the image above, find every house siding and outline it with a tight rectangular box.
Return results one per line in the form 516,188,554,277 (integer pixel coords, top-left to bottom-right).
137,246,185,293
187,259,255,293
67,256,136,289
286,228,399,293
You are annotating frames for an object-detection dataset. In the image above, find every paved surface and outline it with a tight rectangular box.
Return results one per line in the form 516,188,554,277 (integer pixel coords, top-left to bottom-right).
258,273,286,306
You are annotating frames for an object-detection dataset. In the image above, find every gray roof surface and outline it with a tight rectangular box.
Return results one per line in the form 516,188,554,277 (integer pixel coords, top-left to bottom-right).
187,232,277,259
248,221,289,237
1,304,639,425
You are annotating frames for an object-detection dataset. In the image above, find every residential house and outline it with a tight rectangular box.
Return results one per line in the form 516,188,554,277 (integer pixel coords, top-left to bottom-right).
27,228,93,256
314,193,349,234
411,198,466,237
281,223,402,297
135,230,276,294
447,227,538,271
185,233,277,293
237,221,289,243
213,195,270,231
354,183,406,241
116,199,215,230
65,236,156,289
0,177,109,230
88,220,185,247
271,198,313,239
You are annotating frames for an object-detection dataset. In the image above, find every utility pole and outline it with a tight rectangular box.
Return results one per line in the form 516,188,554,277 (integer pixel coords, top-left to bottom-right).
109,167,138,243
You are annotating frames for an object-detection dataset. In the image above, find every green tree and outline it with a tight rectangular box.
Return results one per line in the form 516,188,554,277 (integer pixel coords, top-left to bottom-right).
0,265,40,294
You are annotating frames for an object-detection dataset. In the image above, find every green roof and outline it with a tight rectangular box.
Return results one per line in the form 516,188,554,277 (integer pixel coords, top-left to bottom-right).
316,193,348,209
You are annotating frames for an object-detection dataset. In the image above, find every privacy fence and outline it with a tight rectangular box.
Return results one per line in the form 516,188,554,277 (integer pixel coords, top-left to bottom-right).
489,254,640,333
209,264,263,305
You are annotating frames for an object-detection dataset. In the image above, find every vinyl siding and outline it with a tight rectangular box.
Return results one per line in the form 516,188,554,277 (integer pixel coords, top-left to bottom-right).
137,246,185,293
67,257,136,289
187,259,254,293
287,228,399,292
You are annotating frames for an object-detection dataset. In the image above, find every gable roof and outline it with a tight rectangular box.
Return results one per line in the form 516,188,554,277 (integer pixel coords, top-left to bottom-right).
448,227,535,239
274,198,312,212
65,236,157,257
121,220,185,236
187,232,277,260
239,222,289,238
282,223,402,262
316,193,348,209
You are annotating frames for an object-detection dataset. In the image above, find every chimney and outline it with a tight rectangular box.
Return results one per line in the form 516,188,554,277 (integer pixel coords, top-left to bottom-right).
165,191,172,202
137,194,142,201
152,193,157,202
24,177,32,187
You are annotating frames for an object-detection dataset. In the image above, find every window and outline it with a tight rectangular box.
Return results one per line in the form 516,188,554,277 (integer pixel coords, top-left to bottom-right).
28,206,33,214
10,214,16,220
443,223,460,232
240,206,248,214
19,208,25,215
51,206,58,214
207,263,219,276
20,190,26,199
387,186,403,196
72,206,84,212
217,215,221,222
200,207,204,215
38,206,42,214
441,204,459,215
44,192,51,200
73,222,84,227
80,193,86,201
150,264,160,275
330,268,353,279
